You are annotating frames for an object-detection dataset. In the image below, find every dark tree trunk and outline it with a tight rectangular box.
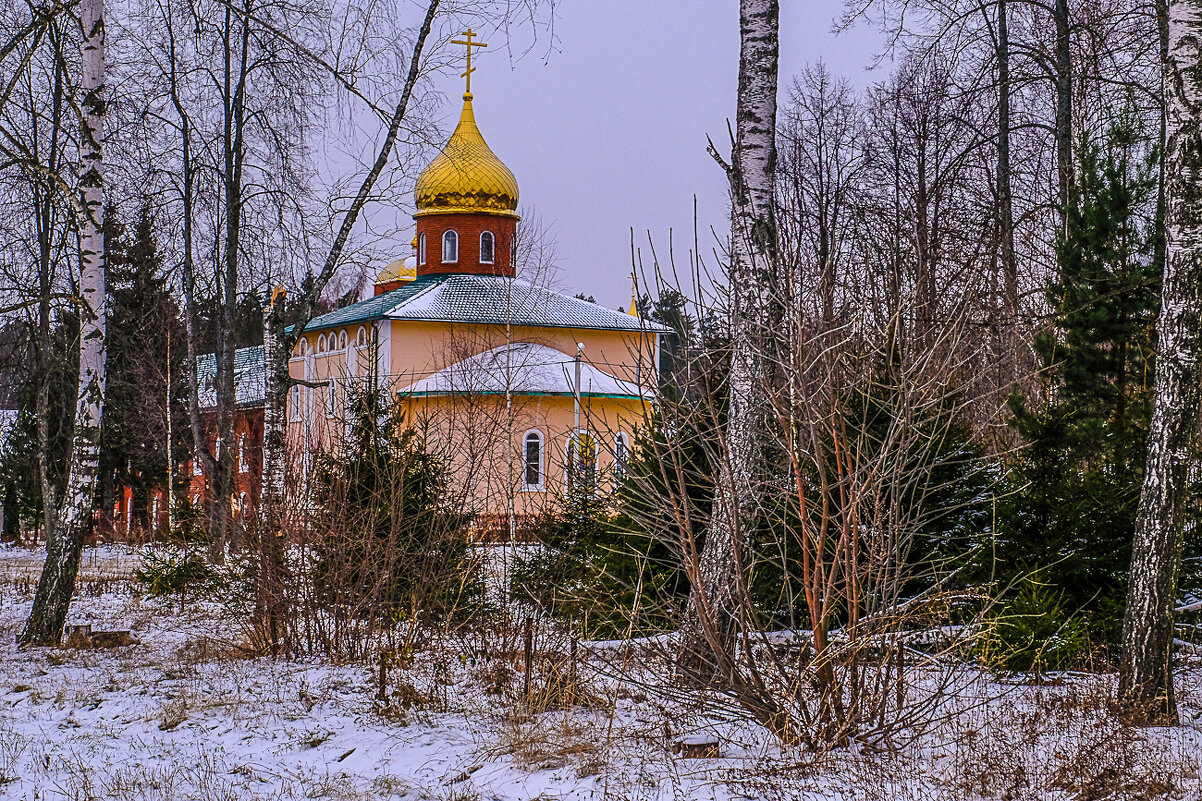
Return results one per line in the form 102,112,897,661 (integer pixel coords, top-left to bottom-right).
997,0,1019,377
1054,0,1074,224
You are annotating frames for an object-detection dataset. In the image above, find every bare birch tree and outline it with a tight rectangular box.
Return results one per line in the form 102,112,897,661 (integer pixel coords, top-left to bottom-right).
20,0,107,646
678,0,779,680
1118,0,1202,725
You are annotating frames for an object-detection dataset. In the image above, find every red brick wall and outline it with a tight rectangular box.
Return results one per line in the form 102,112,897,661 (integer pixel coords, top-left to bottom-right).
415,213,517,278
186,406,264,514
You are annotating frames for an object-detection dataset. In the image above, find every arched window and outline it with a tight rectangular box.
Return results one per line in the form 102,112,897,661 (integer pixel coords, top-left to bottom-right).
298,338,309,357
239,492,248,517
614,433,630,478
418,232,427,265
523,430,544,489
317,334,327,353
238,433,248,473
356,327,367,347
290,384,301,421
442,230,458,263
327,380,337,417
480,231,495,264
566,431,597,493
338,330,347,351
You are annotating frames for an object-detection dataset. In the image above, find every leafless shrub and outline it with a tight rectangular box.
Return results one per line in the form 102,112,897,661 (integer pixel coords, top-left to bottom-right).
610,240,999,749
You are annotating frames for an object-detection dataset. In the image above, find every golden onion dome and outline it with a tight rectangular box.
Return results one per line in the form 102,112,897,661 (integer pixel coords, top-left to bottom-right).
414,93,519,218
375,256,417,286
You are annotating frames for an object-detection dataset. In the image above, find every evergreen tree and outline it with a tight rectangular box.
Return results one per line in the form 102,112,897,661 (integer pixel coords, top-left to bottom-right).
312,388,481,625
99,205,188,529
0,322,76,535
997,118,1163,643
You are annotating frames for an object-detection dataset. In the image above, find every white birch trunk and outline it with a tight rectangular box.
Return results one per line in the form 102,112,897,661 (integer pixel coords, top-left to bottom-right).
1118,0,1202,723
20,0,107,646
679,0,779,679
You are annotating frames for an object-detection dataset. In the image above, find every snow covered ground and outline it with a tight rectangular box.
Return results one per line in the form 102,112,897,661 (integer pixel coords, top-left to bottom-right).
1,544,1201,800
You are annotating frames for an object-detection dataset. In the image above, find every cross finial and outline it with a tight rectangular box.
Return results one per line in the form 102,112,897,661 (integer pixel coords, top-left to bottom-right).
629,271,639,316
451,28,488,95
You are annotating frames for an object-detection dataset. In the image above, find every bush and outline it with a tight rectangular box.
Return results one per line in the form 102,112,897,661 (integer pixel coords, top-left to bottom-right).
135,543,214,596
978,575,1097,675
310,388,485,630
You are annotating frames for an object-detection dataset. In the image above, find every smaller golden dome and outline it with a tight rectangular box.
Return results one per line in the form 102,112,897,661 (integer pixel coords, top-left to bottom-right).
415,93,519,218
376,257,417,286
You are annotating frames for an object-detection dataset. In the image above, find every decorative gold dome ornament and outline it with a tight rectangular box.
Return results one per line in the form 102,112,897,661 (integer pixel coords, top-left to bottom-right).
375,256,417,286
414,30,519,219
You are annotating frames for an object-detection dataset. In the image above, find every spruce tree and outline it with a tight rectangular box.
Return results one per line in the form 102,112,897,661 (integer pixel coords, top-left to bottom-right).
999,118,1162,644
99,205,187,531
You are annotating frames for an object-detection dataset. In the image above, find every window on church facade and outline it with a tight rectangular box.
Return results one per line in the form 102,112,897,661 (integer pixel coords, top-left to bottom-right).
480,231,495,264
442,230,458,263
419,233,426,265
327,381,336,417
523,430,543,489
614,432,629,479
338,330,347,350
238,433,248,473
566,431,597,493
317,334,327,353
290,384,301,421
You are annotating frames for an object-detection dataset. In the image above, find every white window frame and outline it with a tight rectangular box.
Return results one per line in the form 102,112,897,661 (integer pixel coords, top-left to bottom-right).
327,380,337,418
442,230,458,263
290,384,301,422
338,330,347,351
521,429,544,491
317,334,327,353
480,231,495,264
614,432,630,478
418,232,427,265
238,432,248,473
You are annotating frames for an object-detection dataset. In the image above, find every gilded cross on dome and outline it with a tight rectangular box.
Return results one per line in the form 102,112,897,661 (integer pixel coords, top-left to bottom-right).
451,28,488,95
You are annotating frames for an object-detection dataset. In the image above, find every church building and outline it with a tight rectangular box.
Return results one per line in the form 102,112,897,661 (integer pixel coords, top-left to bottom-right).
286,53,663,533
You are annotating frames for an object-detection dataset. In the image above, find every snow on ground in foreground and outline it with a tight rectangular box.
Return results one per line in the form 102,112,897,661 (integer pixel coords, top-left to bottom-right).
0,544,1201,800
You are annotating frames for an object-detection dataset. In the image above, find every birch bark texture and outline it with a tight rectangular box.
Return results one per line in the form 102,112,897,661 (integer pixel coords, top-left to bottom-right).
20,0,107,647
679,0,779,678
1118,0,1202,724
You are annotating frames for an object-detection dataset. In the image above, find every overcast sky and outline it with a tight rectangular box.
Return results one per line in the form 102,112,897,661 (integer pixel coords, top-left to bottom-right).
401,1,886,307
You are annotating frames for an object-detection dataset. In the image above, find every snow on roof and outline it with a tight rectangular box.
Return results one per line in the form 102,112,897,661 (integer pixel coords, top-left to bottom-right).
304,274,667,334
196,345,265,410
398,342,652,400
